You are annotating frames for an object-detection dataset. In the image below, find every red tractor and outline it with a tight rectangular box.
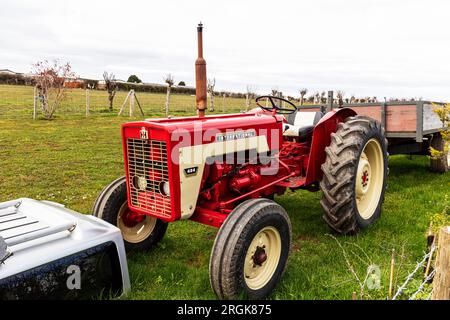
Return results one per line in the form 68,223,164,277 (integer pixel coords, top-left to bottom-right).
93,24,389,299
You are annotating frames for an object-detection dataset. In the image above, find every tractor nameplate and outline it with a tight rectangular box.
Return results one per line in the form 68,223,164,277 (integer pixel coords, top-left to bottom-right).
216,129,256,142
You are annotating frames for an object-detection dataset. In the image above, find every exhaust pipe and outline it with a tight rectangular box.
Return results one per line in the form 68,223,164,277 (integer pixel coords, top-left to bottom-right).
195,22,207,117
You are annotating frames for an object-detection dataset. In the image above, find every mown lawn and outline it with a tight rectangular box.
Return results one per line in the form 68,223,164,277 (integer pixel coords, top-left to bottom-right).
0,114,448,300
0,84,247,119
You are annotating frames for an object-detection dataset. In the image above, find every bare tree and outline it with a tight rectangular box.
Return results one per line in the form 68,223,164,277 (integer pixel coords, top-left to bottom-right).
271,87,279,97
320,91,326,103
336,90,345,107
314,92,320,104
164,73,175,116
103,71,117,111
207,78,216,112
299,88,308,106
32,59,75,119
245,85,256,111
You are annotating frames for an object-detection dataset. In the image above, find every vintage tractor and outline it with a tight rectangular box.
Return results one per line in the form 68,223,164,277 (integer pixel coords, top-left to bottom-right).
93,24,389,299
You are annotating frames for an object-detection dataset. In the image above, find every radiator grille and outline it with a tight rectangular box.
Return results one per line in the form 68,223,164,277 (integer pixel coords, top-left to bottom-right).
126,138,171,219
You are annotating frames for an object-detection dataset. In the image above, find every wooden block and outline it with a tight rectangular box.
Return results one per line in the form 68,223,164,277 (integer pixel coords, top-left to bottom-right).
433,226,450,300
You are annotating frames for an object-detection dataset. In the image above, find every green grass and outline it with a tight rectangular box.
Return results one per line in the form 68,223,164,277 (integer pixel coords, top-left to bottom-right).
0,85,448,300
0,84,249,119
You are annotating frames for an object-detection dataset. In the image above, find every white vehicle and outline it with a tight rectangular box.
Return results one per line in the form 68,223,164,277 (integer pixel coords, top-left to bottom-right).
0,198,130,299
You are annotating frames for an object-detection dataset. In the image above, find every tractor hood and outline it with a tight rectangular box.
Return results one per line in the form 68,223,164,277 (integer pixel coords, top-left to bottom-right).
120,112,285,223
122,112,285,142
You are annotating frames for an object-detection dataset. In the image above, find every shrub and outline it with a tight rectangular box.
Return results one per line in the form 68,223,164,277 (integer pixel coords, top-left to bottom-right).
429,103,450,161
32,60,76,119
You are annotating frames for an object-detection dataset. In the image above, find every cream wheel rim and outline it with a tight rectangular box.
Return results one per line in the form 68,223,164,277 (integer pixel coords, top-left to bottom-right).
244,226,282,290
355,138,384,219
117,202,157,243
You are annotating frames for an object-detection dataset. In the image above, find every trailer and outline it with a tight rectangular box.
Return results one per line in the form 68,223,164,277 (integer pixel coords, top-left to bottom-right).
298,98,449,172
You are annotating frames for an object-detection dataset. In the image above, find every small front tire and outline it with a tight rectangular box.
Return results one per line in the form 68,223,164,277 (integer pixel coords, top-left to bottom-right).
209,198,291,299
92,176,167,252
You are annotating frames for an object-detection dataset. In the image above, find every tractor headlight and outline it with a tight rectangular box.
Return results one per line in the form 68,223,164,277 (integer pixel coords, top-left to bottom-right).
133,176,147,191
160,181,170,197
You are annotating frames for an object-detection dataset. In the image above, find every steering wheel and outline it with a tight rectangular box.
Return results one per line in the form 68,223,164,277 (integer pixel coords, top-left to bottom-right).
255,96,297,114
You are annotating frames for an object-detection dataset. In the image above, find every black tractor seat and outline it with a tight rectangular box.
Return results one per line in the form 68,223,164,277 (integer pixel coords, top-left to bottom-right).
283,110,323,139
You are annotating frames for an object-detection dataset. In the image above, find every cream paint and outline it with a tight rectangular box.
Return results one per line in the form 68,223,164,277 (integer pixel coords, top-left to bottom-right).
178,135,270,219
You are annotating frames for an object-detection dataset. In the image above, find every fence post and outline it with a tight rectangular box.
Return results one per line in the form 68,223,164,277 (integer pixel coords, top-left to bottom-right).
432,226,450,300
327,91,334,112
85,88,90,117
33,86,37,120
129,89,135,117
118,90,132,116
222,93,226,113
388,249,395,299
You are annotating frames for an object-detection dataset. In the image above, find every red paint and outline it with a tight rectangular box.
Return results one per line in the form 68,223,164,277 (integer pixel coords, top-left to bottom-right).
121,108,357,228
305,108,357,184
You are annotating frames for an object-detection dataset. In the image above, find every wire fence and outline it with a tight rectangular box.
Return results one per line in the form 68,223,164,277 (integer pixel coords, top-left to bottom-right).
0,85,254,120
392,245,435,300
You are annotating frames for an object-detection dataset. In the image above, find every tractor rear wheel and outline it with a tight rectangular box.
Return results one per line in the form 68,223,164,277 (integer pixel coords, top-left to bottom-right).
320,115,388,234
430,133,449,173
92,176,167,251
209,198,291,299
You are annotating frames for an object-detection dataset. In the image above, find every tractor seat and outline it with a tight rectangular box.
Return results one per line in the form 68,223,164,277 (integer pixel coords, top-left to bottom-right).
283,111,323,138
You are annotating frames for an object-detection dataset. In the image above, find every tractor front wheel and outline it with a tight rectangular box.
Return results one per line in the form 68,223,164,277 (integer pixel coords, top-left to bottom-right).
92,176,168,252
320,115,388,234
209,198,291,299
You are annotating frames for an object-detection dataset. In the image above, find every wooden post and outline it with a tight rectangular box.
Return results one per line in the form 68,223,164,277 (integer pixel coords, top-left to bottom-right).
388,249,395,299
118,90,132,116
33,86,37,120
327,91,334,112
245,93,250,111
424,222,435,278
134,93,145,116
433,226,450,300
129,89,135,117
222,93,226,113
85,88,90,117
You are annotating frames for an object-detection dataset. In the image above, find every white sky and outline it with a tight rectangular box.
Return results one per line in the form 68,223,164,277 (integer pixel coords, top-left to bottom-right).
1,0,450,100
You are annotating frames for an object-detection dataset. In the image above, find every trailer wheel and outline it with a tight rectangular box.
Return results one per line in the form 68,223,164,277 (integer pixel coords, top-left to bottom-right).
92,177,167,251
320,115,388,234
430,133,449,173
209,198,291,299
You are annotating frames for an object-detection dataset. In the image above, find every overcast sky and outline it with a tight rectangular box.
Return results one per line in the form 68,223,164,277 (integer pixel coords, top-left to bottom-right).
1,0,450,100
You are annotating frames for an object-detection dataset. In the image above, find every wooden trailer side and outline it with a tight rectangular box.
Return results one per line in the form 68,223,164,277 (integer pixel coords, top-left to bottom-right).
299,101,444,142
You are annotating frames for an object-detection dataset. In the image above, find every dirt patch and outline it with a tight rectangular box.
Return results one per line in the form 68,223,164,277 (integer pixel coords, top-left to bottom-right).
186,251,205,268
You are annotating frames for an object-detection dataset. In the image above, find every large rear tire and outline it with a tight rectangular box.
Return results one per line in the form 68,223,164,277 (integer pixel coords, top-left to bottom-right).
320,116,388,234
209,198,291,299
92,177,167,252
430,133,449,173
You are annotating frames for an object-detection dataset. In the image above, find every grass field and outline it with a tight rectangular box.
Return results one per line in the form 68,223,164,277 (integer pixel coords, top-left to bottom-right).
0,84,249,119
0,85,448,300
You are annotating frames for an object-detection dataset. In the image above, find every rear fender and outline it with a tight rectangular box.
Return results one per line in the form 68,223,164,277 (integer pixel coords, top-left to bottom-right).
305,108,357,185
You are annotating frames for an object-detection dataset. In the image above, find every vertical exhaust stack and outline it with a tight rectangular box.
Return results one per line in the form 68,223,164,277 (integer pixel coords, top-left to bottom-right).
195,22,207,117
